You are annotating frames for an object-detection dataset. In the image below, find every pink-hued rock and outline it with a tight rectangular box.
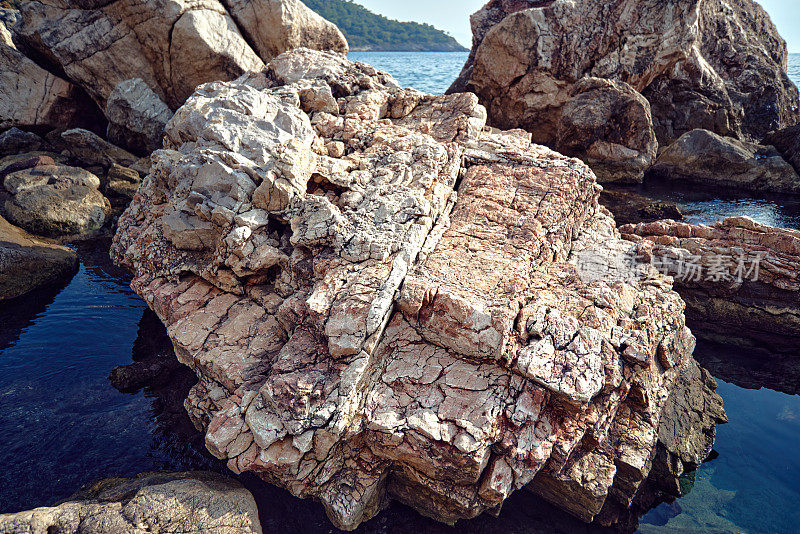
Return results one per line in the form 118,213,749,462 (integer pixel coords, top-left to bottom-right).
622,217,800,354
111,49,724,530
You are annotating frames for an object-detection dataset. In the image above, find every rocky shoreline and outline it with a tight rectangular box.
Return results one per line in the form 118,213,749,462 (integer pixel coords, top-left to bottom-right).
0,0,798,532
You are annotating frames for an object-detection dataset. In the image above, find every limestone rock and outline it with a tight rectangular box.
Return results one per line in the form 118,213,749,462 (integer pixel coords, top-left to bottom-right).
649,129,800,194
451,0,799,147
15,0,348,113
764,124,800,176
223,0,348,61
0,471,263,534
0,30,99,130
556,78,657,184
3,163,110,237
106,79,174,155
111,49,722,530
0,214,77,301
622,217,800,354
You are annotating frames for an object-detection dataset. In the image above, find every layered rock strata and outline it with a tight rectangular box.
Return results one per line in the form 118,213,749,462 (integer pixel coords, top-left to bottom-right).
112,49,724,530
622,217,800,354
450,0,799,147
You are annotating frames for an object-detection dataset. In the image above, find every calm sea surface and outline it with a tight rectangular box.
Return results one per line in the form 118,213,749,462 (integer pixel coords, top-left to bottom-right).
1,52,799,533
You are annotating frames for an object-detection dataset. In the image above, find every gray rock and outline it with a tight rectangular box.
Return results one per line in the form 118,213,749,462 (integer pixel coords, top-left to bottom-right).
649,129,800,193
556,78,658,184
3,163,110,237
106,78,174,154
0,214,77,301
0,471,263,534
764,124,800,176
0,25,99,131
59,129,139,170
0,128,45,157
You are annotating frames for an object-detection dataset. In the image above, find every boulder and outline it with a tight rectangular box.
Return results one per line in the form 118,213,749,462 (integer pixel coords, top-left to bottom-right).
764,124,800,176
111,49,723,530
0,27,100,131
0,471,263,534
106,79,173,155
556,78,657,184
15,0,348,112
0,128,46,157
59,129,139,171
223,0,348,61
0,214,77,301
621,217,800,355
3,163,111,237
450,0,799,147
649,129,800,194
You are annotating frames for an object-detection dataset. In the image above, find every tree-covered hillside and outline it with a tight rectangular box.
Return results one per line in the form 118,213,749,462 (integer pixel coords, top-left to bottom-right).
302,0,467,52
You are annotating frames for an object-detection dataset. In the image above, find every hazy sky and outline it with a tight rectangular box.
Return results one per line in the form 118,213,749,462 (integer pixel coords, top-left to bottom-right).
356,0,800,53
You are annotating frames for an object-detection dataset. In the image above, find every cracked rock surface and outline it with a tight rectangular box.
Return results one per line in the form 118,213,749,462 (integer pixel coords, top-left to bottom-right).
112,48,724,530
450,0,799,147
622,217,800,355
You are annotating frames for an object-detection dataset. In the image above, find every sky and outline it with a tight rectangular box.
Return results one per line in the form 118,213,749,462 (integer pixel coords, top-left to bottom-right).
355,0,800,53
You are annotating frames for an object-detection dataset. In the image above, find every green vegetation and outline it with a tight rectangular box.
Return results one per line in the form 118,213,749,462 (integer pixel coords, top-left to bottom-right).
302,0,467,52
0,1,19,9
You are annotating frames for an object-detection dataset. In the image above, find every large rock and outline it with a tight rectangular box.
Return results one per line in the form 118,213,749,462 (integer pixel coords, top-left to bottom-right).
764,124,800,176
622,217,800,355
0,214,77,301
0,471,263,534
0,25,99,130
556,78,657,184
450,0,799,147
649,129,800,194
111,49,723,530
2,162,111,237
106,78,174,154
15,0,348,112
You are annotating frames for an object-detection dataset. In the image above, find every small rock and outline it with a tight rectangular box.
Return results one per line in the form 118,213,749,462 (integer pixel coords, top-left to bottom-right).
325,140,345,158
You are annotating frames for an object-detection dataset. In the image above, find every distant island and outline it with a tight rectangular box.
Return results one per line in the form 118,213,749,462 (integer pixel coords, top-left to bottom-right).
302,0,467,52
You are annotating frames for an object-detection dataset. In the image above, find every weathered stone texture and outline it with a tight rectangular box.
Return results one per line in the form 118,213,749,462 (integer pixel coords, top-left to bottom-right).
622,217,800,354
111,49,723,530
